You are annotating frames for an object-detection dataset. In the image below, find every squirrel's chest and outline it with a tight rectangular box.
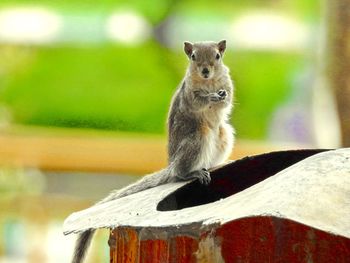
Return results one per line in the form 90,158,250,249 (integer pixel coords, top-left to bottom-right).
196,75,231,92
200,107,225,127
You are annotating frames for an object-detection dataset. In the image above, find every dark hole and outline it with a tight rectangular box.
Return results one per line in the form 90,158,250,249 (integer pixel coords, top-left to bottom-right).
157,149,330,211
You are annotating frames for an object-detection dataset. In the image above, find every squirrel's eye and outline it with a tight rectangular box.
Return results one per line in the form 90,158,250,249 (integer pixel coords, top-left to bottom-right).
191,54,196,60
216,53,220,60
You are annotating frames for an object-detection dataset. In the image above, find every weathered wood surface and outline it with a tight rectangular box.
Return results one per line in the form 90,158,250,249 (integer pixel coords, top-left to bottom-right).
64,148,350,262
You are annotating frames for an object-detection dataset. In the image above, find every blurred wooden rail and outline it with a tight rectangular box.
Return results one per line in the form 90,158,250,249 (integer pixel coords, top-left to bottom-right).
0,127,303,174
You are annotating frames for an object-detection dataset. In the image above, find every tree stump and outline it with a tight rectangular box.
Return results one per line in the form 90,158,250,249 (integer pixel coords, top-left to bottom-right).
64,149,350,262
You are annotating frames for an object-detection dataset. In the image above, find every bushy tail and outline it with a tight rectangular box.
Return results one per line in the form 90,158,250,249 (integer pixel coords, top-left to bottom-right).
100,167,171,203
71,166,171,263
72,230,94,263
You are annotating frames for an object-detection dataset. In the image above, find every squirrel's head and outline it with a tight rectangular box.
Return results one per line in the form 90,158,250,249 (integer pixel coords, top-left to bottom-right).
184,40,226,80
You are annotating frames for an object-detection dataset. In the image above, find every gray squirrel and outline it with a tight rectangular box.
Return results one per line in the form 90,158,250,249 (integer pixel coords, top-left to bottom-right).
71,40,235,263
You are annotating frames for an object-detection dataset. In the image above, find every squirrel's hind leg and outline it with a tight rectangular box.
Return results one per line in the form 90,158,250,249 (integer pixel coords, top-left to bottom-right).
176,168,211,185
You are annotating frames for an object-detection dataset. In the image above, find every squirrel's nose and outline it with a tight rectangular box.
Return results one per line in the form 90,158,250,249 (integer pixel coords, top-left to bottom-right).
202,68,209,75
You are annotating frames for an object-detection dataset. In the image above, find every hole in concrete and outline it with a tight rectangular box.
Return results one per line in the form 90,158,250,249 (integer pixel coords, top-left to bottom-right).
157,149,329,211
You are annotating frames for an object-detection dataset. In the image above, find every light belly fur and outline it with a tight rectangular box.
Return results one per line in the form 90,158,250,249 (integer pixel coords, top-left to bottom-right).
196,122,234,170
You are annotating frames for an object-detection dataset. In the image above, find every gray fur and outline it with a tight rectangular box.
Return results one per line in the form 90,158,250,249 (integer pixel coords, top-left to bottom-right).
70,40,235,263
72,230,94,263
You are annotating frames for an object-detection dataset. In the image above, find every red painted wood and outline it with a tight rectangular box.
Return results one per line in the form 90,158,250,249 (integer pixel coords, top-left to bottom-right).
140,239,168,263
169,236,198,263
110,217,350,263
111,228,139,263
216,217,350,263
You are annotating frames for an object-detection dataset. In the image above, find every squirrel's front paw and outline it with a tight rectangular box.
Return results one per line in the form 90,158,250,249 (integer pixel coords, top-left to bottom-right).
209,93,223,102
217,89,227,100
210,90,226,102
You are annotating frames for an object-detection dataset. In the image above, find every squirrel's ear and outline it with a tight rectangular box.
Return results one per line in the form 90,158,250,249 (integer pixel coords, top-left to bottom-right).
184,41,193,57
218,40,226,54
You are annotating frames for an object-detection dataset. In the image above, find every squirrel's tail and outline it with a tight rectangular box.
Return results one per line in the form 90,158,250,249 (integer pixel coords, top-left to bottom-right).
100,167,171,203
71,166,172,263
72,230,94,263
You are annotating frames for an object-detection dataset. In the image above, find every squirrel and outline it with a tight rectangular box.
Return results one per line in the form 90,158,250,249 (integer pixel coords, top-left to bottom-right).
70,40,235,263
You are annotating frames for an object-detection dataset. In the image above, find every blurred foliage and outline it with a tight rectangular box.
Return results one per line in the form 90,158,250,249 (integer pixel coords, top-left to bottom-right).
0,0,175,24
0,0,320,20
229,51,303,138
0,42,302,138
0,43,178,133
175,0,320,21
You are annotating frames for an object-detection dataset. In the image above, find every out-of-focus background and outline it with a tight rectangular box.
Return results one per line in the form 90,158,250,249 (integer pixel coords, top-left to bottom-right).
0,0,349,262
